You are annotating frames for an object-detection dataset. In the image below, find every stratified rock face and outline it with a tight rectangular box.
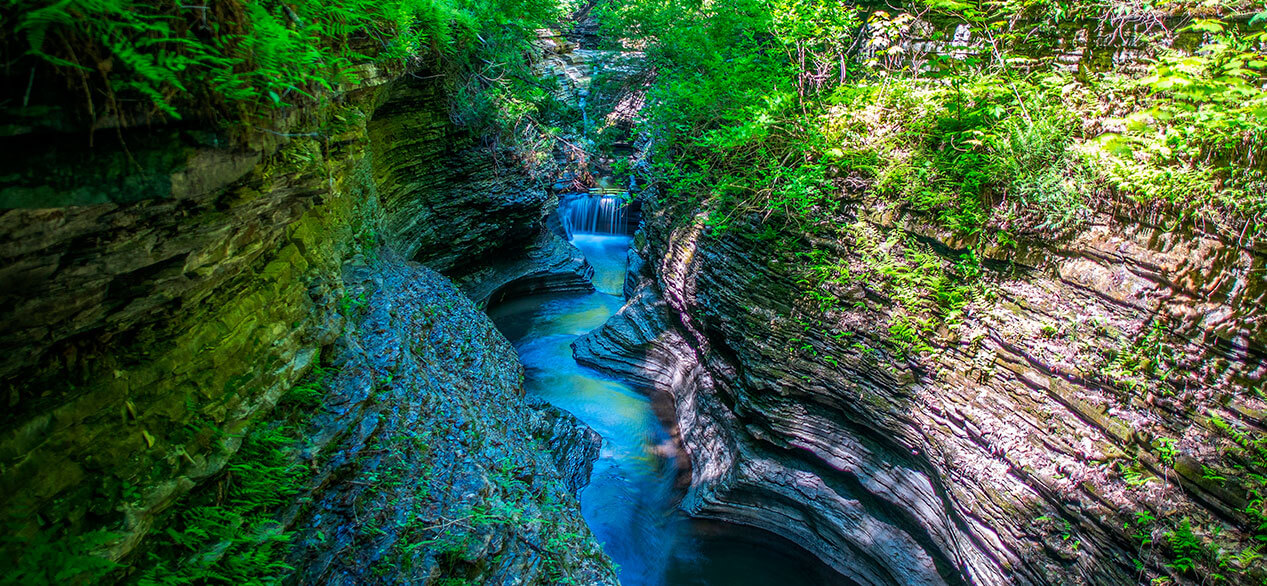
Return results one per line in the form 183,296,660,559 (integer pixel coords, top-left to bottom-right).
529,398,604,496
276,257,614,585
0,65,603,574
576,192,1266,585
366,71,594,306
368,74,547,270
458,226,596,308
0,122,379,562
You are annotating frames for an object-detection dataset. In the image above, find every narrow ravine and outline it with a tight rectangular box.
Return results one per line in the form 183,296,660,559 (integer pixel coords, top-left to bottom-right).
488,195,843,586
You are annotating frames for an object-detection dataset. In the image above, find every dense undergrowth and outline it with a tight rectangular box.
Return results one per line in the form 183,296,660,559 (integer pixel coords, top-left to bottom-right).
1,0,573,148
0,358,333,586
604,0,1266,244
597,0,1267,582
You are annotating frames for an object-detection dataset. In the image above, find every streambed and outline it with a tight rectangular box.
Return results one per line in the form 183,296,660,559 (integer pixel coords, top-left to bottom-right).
489,231,841,585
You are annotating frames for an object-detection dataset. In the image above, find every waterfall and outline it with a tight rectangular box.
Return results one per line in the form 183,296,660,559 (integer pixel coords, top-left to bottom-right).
562,194,628,235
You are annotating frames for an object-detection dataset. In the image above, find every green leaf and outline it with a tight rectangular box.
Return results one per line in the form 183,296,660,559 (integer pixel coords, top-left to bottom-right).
1185,19,1225,34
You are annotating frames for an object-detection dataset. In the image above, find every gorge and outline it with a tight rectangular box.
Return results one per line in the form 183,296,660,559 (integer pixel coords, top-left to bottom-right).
1,0,1265,585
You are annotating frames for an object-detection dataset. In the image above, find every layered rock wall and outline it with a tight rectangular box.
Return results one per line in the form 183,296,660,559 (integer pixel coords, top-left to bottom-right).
576,192,1266,585
0,115,380,562
0,60,605,580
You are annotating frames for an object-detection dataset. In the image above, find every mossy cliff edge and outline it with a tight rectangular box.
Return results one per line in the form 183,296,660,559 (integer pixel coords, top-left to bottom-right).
0,37,611,584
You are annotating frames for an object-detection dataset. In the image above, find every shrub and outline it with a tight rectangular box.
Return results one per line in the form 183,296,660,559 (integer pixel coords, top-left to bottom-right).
3,0,563,133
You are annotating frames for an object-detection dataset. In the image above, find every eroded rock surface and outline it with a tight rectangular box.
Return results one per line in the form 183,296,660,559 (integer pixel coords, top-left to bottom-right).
0,62,608,579
576,192,1266,585
272,257,614,584
455,226,595,308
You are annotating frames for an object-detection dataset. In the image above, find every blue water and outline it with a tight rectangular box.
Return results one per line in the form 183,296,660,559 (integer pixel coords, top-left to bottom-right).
489,233,841,586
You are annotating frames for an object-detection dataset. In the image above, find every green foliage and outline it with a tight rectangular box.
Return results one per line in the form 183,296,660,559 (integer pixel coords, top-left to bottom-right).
1077,16,1267,237
0,529,121,585
6,0,564,135
607,0,1267,258
278,363,332,409
138,424,304,585
1156,437,1179,466
339,290,370,316
991,115,1087,231
791,220,982,357
605,0,1101,243
1120,413,1267,581
135,364,335,584
1099,318,1178,396
603,0,837,214
602,0,1101,358
827,74,1089,237
1165,518,1203,574
1128,510,1157,548
1118,460,1157,489
1208,413,1267,545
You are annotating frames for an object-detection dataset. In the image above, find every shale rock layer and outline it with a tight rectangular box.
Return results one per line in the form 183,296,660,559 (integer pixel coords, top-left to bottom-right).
576,193,1266,585
0,62,606,580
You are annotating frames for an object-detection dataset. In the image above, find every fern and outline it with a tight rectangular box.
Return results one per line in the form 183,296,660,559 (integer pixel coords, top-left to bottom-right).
0,528,121,585
9,0,562,130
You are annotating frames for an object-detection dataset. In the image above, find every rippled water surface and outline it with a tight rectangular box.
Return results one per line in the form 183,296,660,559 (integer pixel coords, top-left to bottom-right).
489,233,841,586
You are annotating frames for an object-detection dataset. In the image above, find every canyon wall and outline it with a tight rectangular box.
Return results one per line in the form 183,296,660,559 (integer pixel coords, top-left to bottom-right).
570,7,1266,583
0,60,612,582
576,190,1265,585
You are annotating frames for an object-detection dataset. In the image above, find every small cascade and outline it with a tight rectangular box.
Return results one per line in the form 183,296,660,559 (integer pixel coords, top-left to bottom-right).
562,193,629,235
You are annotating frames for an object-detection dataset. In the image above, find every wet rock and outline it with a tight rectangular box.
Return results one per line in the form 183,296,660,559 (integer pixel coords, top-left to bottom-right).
528,399,603,495
364,72,594,307
368,74,549,270
275,256,615,584
456,228,595,309
0,64,608,578
577,191,1267,585
0,128,371,562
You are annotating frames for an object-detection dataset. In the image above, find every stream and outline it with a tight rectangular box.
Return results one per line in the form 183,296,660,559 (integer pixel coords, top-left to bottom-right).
488,212,842,585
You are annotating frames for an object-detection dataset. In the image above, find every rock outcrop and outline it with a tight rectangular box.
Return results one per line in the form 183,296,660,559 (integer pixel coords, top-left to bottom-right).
269,256,613,584
0,56,607,581
455,226,595,308
576,191,1266,585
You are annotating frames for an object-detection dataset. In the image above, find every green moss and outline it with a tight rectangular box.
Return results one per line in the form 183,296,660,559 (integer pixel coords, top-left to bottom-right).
0,93,382,575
